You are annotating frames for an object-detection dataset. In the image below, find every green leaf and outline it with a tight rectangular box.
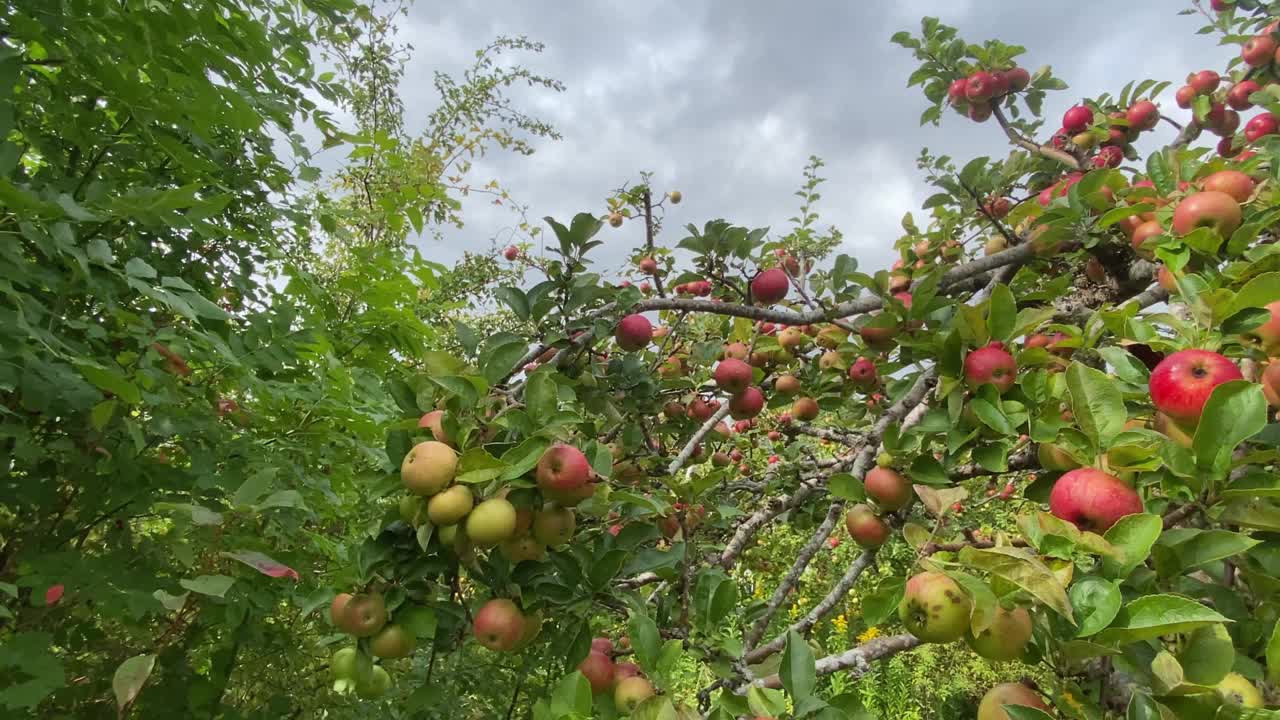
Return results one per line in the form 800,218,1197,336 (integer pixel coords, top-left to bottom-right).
987,284,1016,342
1192,381,1267,477
112,654,156,712
455,447,507,484
525,370,558,418
1095,594,1230,645
501,437,551,481
827,473,865,501
1153,529,1260,577
550,671,592,718
1101,514,1162,579
76,364,141,404
958,546,1073,622
90,399,117,430
780,630,816,701
179,575,235,598
1003,708,1056,720
494,286,530,321
1066,362,1125,450
1070,576,1122,637
862,577,905,626
482,339,530,385
628,611,661,674
1268,620,1280,684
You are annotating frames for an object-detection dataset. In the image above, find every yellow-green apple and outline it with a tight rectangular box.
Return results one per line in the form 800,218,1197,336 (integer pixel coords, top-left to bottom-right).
964,342,1017,394
714,358,754,394
898,571,972,642
331,646,358,680
536,444,592,492
1217,672,1264,707
778,326,807,351
532,506,575,546
355,665,391,699
844,504,889,547
751,268,789,304
1148,349,1243,422
511,610,543,651
865,467,913,511
370,623,416,659
339,593,388,638
608,212,623,227
860,324,899,349
614,676,655,713
473,599,526,651
977,683,1052,720
1153,412,1195,449
729,386,765,420
499,534,545,563
965,606,1032,661
1037,442,1079,471
792,396,819,421
615,314,653,352
401,441,458,496
1049,468,1143,532
815,325,847,349
427,484,473,526
465,497,518,547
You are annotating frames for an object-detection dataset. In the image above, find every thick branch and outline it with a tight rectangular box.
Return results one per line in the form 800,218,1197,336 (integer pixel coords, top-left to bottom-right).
744,501,845,648
668,403,732,475
753,634,922,690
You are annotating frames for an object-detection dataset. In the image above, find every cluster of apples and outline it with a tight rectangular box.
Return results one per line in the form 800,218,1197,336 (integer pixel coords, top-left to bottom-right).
327,592,413,698
1048,99,1159,169
945,65,1032,122
573,637,655,714
842,463,912,548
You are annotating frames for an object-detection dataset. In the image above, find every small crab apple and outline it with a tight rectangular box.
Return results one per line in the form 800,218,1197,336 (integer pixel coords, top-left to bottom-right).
1187,69,1220,95
1126,100,1159,131
1062,104,1092,134
502,245,519,261
964,342,1017,394
638,257,658,275
848,357,877,388
615,314,653,352
1228,80,1261,110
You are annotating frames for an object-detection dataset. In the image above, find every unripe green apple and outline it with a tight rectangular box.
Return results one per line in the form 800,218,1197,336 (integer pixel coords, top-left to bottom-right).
532,506,576,546
370,623,416,659
427,484,474,526
330,646,358,680
465,497,518,547
899,572,971,643
965,606,1032,661
499,534,546,563
354,665,391,699
398,495,425,526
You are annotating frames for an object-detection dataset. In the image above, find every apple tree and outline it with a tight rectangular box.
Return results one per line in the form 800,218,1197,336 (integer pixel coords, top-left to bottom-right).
335,2,1280,719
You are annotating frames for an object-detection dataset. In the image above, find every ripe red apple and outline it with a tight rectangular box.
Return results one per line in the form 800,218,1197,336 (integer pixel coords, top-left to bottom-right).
536,443,592,492
330,592,353,627
502,245,519,261
751,268,789,304
977,683,1052,720
792,396,819,421
1206,103,1240,136
1129,219,1164,259
964,343,1017,394
848,357,877,388
1200,170,1253,204
1003,66,1031,92
1188,70,1220,95
966,606,1032,661
1228,80,1261,110
1218,136,1241,158
1243,300,1280,353
474,598,526,651
638,257,658,275
967,102,992,122
864,466,912,511
1062,105,1092,134
1244,113,1278,142
947,77,968,106
844,503,889,547
1092,144,1123,169
714,358,754,395
898,571,971,643
1175,85,1197,109
578,649,615,694
615,314,653,352
1149,349,1242,422
1127,100,1159,131
1242,34,1277,66
728,386,765,420
1172,191,1241,237
774,374,801,394
966,71,998,102
688,397,715,420
339,593,388,637
417,410,452,445
1049,468,1143,532
1157,264,1178,293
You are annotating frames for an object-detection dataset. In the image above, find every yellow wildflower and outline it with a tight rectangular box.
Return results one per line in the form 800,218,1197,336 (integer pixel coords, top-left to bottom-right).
833,614,848,634
857,626,881,643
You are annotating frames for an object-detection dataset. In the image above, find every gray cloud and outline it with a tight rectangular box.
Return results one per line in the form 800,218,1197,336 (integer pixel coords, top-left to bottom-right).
393,1,1231,279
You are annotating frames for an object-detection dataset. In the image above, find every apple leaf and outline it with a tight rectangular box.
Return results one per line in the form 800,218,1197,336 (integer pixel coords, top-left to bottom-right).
1192,380,1266,479
549,671,592,719
987,284,1016,343
1069,576,1122,638
1100,513,1162,579
780,630,816,702
958,546,1073,622
455,447,508,484
1094,594,1230,645
1066,362,1125,450
179,575,235,598
950,571,997,635
112,654,156,712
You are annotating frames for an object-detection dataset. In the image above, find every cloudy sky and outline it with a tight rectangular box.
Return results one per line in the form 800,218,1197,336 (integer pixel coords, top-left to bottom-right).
384,1,1229,279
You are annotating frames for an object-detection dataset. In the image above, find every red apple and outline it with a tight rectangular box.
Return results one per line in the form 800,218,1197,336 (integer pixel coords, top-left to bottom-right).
1157,265,1178,293
1218,136,1241,158
792,396,819,421
848,357,877,388
1175,85,1197,109
502,245,519,261
1228,80,1261,110
1261,363,1280,407
615,314,653,352
1244,113,1278,142
864,466,913,511
728,386,765,420
751,268,789,304
1148,349,1243,422
964,342,1017,394
845,503,890,547
1127,100,1159,131
536,444,592,492
638,257,658,275
473,599,526,651
947,77,968,106
1003,66,1031,92
1049,468,1143,532
578,650,615,694
1092,144,1123,169
1242,34,1277,67
1244,300,1280,354
1062,104,1093,134
723,341,750,360
967,102,992,122
775,374,801,394
1202,170,1255,202
1129,219,1164,259
966,71,999,102
714,358,754,395
1188,70,1220,95
1172,191,1242,237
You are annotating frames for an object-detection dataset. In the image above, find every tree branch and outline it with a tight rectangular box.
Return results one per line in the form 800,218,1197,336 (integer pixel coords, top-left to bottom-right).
991,105,1080,169
752,634,922,690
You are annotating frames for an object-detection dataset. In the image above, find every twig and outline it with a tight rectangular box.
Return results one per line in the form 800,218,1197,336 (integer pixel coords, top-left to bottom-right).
991,105,1080,169
751,634,922,690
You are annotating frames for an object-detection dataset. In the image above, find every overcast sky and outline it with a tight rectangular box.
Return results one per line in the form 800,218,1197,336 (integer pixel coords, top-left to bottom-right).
381,1,1228,279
